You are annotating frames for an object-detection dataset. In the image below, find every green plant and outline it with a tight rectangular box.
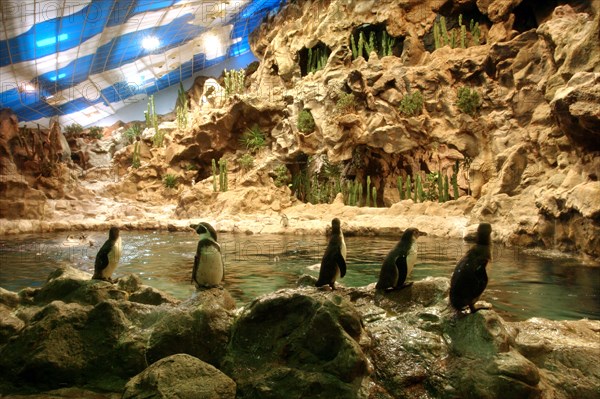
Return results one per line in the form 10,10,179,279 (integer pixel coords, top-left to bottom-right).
366,176,371,207
306,45,330,74
240,125,267,153
212,159,218,192
88,126,103,139
297,109,316,133
372,186,377,208
350,33,358,59
124,124,142,143
381,30,396,57
398,90,423,117
438,172,444,203
452,160,460,200
224,68,245,98
364,31,376,55
238,153,254,172
443,174,450,202
470,19,480,45
131,138,141,169
462,156,473,196
64,123,83,135
131,158,141,168
335,92,356,114
146,95,163,147
274,164,290,188
405,175,412,201
219,159,228,192
459,14,466,49
456,86,481,116
176,82,188,131
163,174,178,189
397,176,404,200
185,163,197,171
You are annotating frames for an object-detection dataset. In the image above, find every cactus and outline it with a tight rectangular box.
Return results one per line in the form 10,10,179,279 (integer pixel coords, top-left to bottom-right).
350,34,358,59
416,175,424,202
406,175,412,201
438,172,443,203
212,159,218,192
452,160,460,200
397,176,404,200
224,68,245,98
440,16,449,47
470,19,480,45
366,176,371,207
176,82,188,130
459,14,466,49
372,186,377,207
443,174,449,202
358,181,363,206
218,159,228,192
434,21,441,49
132,140,141,168
364,31,376,56
358,32,365,59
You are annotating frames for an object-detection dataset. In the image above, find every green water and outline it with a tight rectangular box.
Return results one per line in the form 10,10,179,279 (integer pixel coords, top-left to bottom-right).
0,231,598,322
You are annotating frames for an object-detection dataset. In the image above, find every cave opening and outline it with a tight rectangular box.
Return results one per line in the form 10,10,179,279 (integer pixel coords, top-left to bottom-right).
349,23,404,61
298,42,331,77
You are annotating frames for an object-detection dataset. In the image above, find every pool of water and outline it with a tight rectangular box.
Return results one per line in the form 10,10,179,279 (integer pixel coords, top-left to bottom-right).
0,231,598,322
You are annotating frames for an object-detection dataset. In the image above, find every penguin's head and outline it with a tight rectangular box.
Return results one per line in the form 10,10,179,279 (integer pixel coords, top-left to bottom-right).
193,222,218,241
401,227,423,243
476,223,492,245
331,218,341,234
108,227,119,241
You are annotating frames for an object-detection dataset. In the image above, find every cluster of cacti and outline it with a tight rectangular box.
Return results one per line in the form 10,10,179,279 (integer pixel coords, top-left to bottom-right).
176,82,188,131
224,68,245,98
433,14,481,50
366,176,371,207
351,30,396,60
306,45,330,74
346,180,361,206
218,159,228,192
146,95,163,147
397,164,463,204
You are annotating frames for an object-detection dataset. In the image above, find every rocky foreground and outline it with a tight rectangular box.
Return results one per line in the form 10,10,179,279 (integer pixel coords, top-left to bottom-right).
0,266,598,399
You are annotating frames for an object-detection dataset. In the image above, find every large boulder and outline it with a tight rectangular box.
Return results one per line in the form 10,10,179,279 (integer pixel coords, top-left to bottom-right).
122,354,236,399
146,288,236,367
222,289,371,399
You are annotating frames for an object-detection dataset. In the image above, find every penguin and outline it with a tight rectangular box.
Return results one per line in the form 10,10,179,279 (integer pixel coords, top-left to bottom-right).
315,218,347,290
92,227,122,282
376,228,422,291
449,223,493,314
191,222,224,288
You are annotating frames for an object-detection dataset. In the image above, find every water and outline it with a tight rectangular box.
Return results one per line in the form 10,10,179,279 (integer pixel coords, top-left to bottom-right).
0,231,598,322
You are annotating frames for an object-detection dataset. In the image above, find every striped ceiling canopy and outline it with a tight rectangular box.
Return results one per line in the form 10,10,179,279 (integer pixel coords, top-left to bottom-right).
0,0,281,127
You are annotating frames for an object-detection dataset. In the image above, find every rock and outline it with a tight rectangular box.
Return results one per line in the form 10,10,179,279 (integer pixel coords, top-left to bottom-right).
550,72,600,149
129,286,180,306
222,290,370,398
495,145,528,195
122,354,236,399
146,288,235,367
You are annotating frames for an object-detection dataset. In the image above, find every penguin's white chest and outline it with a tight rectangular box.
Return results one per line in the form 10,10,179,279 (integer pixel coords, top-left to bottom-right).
336,233,346,279
196,245,224,287
103,237,122,278
406,242,417,277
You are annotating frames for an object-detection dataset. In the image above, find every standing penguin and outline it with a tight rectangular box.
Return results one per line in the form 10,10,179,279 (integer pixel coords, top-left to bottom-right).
191,222,224,288
315,218,347,290
449,223,493,314
92,227,122,282
376,228,422,291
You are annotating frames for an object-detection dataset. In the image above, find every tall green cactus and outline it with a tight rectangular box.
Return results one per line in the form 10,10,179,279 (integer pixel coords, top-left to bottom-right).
443,174,449,202
176,82,188,130
438,172,443,203
440,16,449,47
358,181,363,206
372,186,377,208
212,159,218,192
366,176,371,207
218,159,228,192
406,175,412,201
434,22,441,49
397,176,404,200
350,34,358,59
452,160,459,200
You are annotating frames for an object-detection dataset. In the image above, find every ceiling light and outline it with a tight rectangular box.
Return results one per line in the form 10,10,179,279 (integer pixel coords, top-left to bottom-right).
142,36,160,51
202,33,224,60
36,33,69,47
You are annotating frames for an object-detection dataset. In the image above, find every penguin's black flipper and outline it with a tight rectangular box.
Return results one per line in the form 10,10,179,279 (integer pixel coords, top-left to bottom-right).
450,249,489,311
94,240,112,272
337,251,347,278
394,255,408,288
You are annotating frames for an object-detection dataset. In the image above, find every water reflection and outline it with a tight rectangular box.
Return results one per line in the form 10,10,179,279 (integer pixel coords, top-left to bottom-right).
0,231,598,322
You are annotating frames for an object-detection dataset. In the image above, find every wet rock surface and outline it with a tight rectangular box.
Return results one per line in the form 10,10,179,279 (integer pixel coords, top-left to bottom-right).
0,267,597,398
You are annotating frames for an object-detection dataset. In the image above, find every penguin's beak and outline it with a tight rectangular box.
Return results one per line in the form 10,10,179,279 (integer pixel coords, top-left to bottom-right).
416,230,427,237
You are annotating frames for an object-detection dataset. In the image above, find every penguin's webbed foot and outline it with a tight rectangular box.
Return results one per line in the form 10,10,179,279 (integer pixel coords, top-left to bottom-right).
399,282,414,290
469,303,492,313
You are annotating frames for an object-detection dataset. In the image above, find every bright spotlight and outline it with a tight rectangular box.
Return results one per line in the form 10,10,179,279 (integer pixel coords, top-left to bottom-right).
142,36,160,51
